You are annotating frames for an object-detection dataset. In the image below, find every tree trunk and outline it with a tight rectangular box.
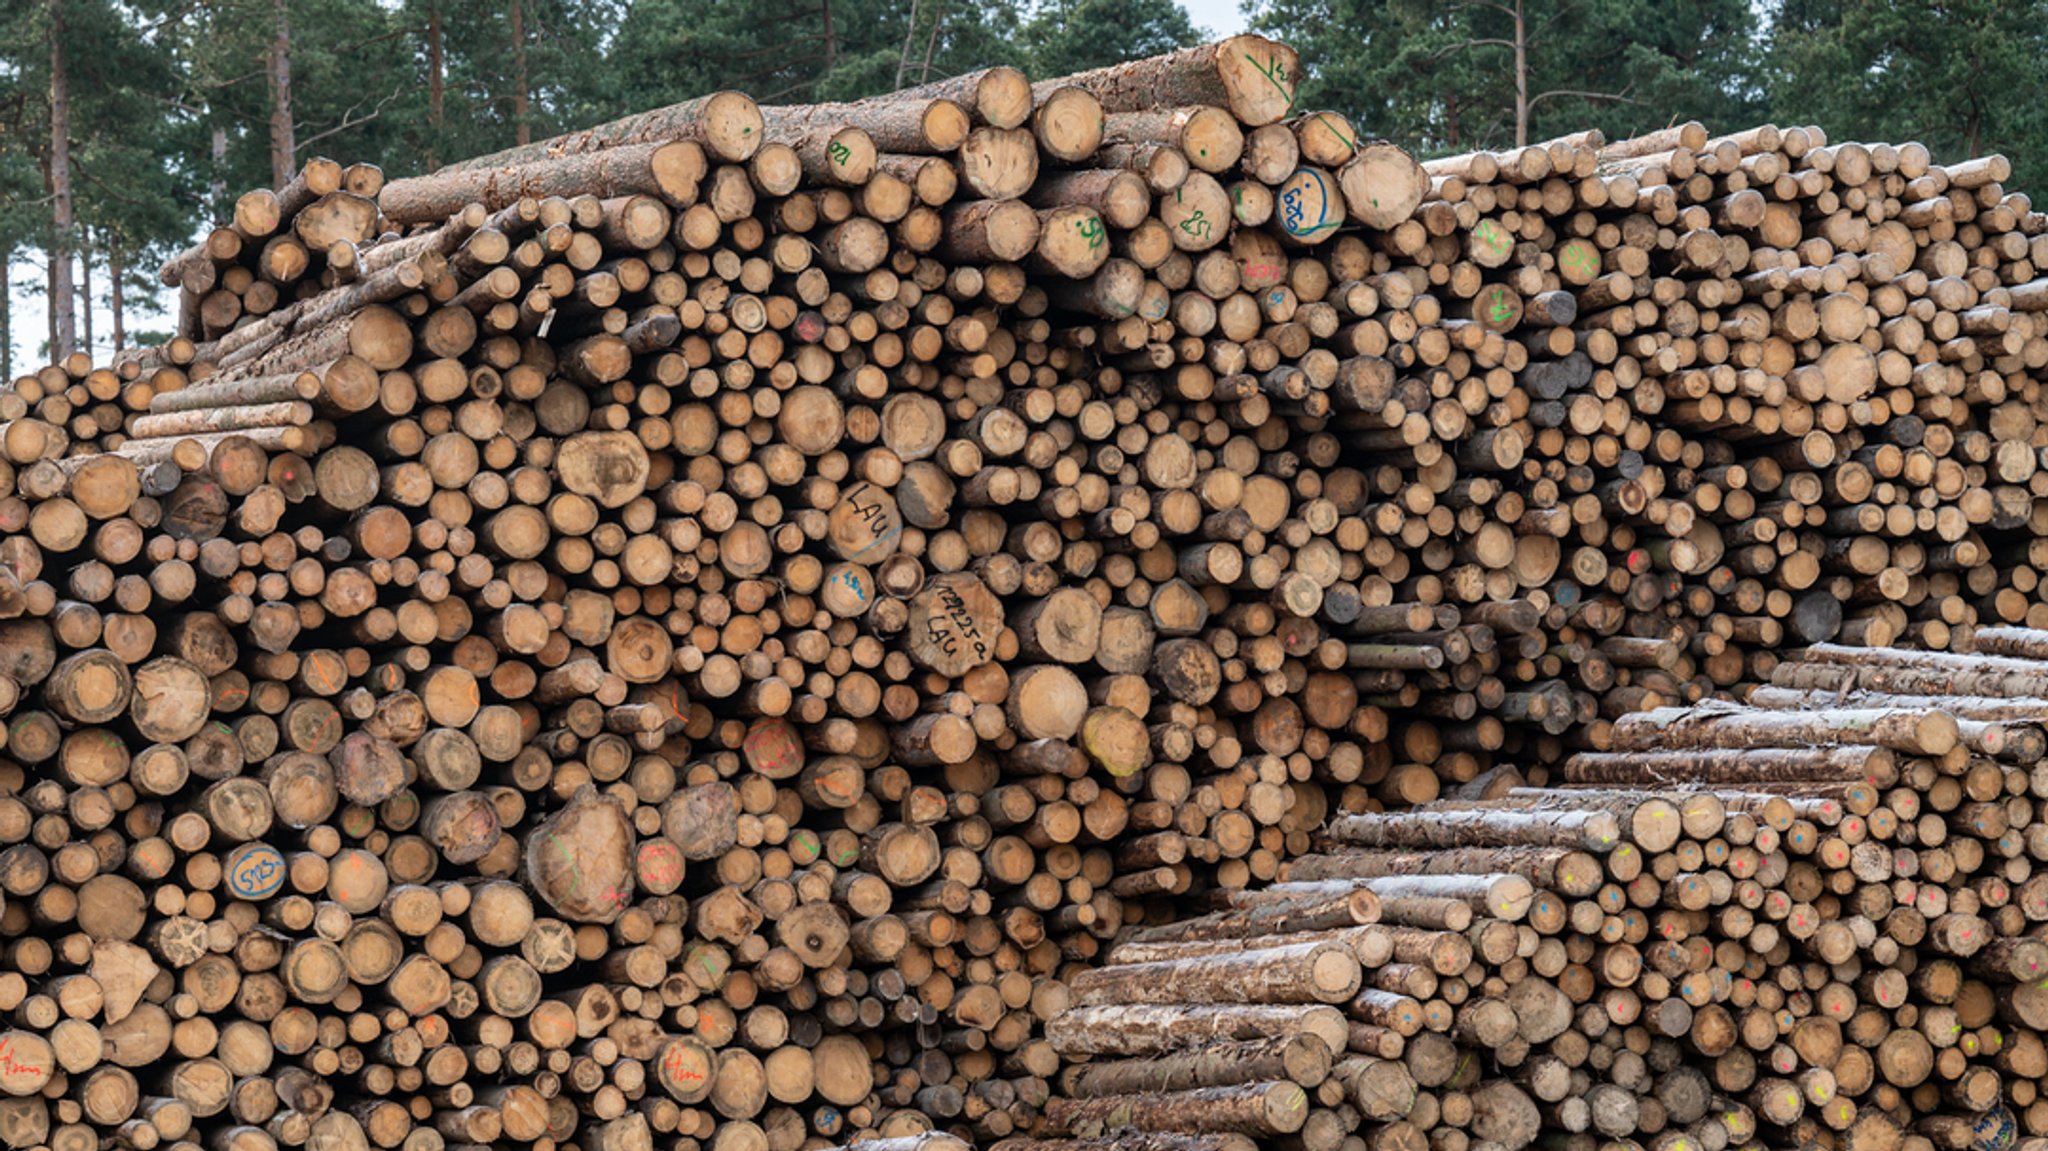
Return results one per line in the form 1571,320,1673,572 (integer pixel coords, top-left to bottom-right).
821,0,836,78
0,246,11,378
510,0,529,146
270,0,297,189
48,0,76,360
1513,0,1528,148
893,0,921,89
211,124,228,206
918,0,942,82
426,1,445,169
77,223,93,354
108,239,124,353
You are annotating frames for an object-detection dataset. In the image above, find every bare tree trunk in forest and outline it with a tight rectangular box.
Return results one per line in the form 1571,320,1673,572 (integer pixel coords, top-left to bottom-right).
1512,0,1528,148
270,0,297,188
919,0,942,83
893,0,921,89
108,238,125,353
211,125,228,207
510,0,530,146
1,247,12,379
427,1,445,168
1446,93,1461,150
77,224,92,354
48,0,76,360
822,0,837,78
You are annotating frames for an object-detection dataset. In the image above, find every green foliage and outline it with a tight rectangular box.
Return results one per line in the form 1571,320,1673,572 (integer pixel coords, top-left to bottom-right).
1017,0,1201,79
1764,0,2048,189
1245,0,1761,153
604,0,1025,111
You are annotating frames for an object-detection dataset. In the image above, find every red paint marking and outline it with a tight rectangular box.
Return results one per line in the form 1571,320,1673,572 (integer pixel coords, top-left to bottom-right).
0,1038,43,1080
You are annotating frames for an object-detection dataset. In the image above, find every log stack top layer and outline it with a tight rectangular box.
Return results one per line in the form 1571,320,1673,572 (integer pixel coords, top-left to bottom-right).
8,24,2048,1151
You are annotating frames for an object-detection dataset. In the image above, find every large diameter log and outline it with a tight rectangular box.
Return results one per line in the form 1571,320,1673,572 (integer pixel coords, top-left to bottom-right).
1277,846,1602,898
1607,705,1959,756
888,66,1033,130
1973,627,2048,660
523,786,635,923
377,142,705,224
958,127,1040,200
1031,85,1106,161
1055,34,1302,127
756,97,970,155
1069,940,1361,1006
1119,890,1380,946
1047,1005,1349,1058
1322,807,1623,852
1061,1035,1333,1097
1275,871,1534,921
1045,1082,1312,1137
1562,745,1893,785
993,1138,1256,1151
435,90,764,170
1339,141,1429,228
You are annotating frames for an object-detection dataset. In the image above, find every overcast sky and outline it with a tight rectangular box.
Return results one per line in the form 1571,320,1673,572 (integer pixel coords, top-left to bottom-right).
1188,0,1249,38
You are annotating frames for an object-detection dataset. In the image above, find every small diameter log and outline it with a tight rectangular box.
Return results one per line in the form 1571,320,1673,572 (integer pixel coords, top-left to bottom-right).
1607,705,1960,756
1047,1005,1350,1058
1061,1035,1334,1097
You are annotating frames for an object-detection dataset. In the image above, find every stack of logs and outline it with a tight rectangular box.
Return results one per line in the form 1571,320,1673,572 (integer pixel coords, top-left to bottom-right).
7,23,2048,1151
1007,636,2048,1151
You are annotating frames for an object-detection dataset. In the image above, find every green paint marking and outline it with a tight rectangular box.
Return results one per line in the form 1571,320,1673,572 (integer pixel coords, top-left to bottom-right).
1315,113,1357,153
1244,53,1299,110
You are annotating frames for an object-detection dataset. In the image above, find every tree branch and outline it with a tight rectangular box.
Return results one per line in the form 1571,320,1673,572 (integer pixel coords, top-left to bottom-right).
1526,88,1637,111
295,89,405,152
1442,0,1518,17
1429,37,1513,59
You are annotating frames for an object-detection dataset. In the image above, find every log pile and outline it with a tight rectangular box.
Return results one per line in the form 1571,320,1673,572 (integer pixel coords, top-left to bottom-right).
1004,637,2048,1151
4,24,2048,1151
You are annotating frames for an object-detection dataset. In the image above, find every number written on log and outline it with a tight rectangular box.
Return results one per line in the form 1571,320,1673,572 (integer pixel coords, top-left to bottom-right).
229,844,287,900
928,583,991,665
831,567,868,603
1279,168,1335,238
827,141,852,167
1075,215,1106,251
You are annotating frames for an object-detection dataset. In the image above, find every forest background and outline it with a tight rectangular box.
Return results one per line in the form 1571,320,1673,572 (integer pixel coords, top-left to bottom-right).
0,0,2038,371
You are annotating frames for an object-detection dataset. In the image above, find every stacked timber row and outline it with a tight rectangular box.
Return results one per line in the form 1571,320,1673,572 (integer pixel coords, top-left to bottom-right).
1008,636,2048,1151
5,24,2048,1151
0,35,1438,1151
